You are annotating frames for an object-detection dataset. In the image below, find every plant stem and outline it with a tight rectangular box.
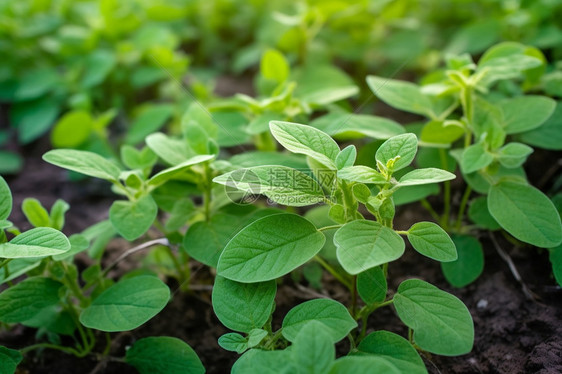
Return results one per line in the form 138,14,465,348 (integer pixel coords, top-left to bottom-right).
20,343,80,356
350,275,358,317
264,329,283,350
438,149,451,229
318,224,342,232
420,199,441,222
314,255,352,290
455,185,472,231
203,163,212,222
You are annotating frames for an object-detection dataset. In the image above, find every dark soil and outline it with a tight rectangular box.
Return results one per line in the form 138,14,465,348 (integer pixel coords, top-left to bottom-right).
1,121,561,374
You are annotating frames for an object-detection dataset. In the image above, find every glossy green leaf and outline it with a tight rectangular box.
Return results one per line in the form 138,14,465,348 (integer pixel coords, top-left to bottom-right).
218,333,250,354
214,166,324,207
488,181,562,247
337,166,386,184
335,145,357,170
261,49,290,84
394,279,474,355
291,321,335,374
270,121,339,169
357,266,387,305
121,145,158,170
80,276,170,332
397,168,455,186
146,132,191,165
282,299,357,343
148,155,214,187
367,76,433,118
518,102,562,150
375,133,418,172
109,195,158,240
496,142,533,168
0,277,62,323
0,346,22,374
328,356,400,374
460,143,493,174
407,222,457,262
217,214,325,282
51,111,92,148
43,149,121,181
0,227,70,258
0,176,11,220
468,197,500,230
212,276,276,333
357,331,427,374
420,120,465,145
499,96,556,134
334,220,405,275
0,258,41,285
126,336,204,374
22,198,50,227
441,235,485,287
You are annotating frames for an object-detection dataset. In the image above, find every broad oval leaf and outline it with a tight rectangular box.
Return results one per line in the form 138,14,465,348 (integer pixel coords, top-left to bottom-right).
51,111,92,148
468,197,500,230
397,168,455,186
213,166,324,207
518,102,562,150
217,214,325,283
488,181,562,248
291,321,335,374
43,149,121,181
232,349,292,374
126,336,205,374
0,227,70,258
496,142,533,169
460,143,493,174
109,195,158,241
367,75,434,118
334,220,405,275
0,277,62,323
218,333,250,354
311,112,405,140
335,145,357,170
269,121,340,169
500,96,556,134
328,356,400,374
407,222,457,262
441,234,484,287
212,276,276,333
282,299,357,343
393,279,474,356
357,331,427,374
375,133,418,172
357,266,387,305
0,176,12,220
146,132,191,165
337,166,386,184
80,276,170,332
125,104,174,145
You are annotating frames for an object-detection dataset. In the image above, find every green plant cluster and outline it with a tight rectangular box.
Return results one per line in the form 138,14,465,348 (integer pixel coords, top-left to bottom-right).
1,1,562,373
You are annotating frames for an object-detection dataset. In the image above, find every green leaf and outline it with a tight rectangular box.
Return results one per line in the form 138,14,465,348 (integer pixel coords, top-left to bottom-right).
11,96,60,144
499,96,556,134
261,49,290,84
22,198,50,227
357,266,387,305
0,258,41,285
0,346,22,374
496,142,533,168
148,155,214,187
217,214,325,283
488,181,562,248
420,120,465,145
43,149,121,181
212,276,276,333
282,299,357,343
335,145,357,170
80,276,170,332
121,145,158,170
468,197,500,230
218,333,250,354
441,235,485,287
393,279,474,355
0,227,70,258
291,321,335,374
81,49,116,88
334,220,405,275
518,102,562,150
337,166,386,184
214,166,324,207
109,195,158,241
232,349,291,374
357,331,427,374
293,65,358,105
376,133,418,172
51,111,93,148
407,222,457,262
0,176,12,220
367,76,433,118
125,104,174,145
146,132,191,165
549,245,562,287
328,356,400,374
13,68,58,101
460,143,494,174
126,336,204,374
230,151,308,170
311,113,405,140
50,199,70,230
270,121,340,169
52,234,90,261
397,168,455,186
0,277,62,323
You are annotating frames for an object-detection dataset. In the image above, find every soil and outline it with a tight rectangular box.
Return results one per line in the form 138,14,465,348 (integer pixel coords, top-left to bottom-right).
1,115,561,374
